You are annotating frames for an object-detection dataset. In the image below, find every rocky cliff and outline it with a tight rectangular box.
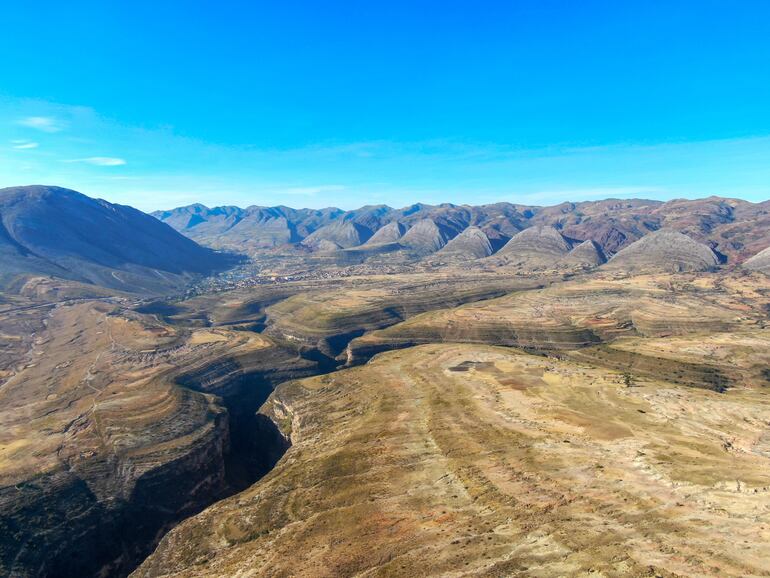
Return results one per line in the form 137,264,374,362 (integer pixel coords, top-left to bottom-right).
0,299,318,577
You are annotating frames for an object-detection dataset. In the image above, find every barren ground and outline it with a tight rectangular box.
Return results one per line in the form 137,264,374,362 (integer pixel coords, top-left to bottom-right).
137,342,770,577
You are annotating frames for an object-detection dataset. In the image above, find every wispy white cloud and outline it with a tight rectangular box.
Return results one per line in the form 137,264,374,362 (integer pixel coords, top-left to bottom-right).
11,139,39,149
279,185,346,196
17,116,65,132
3,97,770,210
63,156,127,166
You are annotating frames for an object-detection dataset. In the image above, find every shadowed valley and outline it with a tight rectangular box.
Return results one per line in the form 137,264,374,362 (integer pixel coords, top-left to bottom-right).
1,186,769,577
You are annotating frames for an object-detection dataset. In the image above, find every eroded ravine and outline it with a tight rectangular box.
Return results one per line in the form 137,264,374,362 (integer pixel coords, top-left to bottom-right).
0,299,332,578
135,343,770,577
17,281,504,578
7,271,766,577
115,281,538,576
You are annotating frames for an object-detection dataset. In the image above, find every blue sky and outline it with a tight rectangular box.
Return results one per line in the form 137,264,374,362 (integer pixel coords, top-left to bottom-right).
1,1,770,210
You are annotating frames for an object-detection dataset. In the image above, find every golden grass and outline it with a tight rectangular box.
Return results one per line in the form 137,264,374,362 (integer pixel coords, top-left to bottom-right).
137,342,770,577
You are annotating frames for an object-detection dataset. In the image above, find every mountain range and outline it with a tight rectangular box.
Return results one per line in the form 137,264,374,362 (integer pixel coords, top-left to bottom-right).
2,186,769,298
155,196,770,264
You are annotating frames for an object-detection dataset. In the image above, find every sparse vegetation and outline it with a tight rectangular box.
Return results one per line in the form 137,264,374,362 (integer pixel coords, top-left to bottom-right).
2,185,770,578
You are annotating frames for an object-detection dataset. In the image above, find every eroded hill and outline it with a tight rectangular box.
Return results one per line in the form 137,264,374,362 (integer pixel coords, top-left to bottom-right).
136,342,770,577
346,272,768,369
155,196,770,265
2,187,770,578
0,297,318,577
0,186,234,294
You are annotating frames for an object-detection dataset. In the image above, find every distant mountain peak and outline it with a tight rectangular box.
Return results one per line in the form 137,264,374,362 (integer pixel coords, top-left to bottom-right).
0,185,232,294
607,229,719,273
151,194,769,265
436,226,494,259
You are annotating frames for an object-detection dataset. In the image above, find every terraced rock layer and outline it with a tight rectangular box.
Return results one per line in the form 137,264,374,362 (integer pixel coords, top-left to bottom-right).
136,343,770,577
568,330,770,391
346,274,765,367
0,301,316,577
262,274,544,358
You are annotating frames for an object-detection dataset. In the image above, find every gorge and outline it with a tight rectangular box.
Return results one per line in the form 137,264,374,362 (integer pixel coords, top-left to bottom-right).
1,186,770,577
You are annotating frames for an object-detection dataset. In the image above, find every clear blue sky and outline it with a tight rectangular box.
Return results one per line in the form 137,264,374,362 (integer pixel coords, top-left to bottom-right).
1,0,770,210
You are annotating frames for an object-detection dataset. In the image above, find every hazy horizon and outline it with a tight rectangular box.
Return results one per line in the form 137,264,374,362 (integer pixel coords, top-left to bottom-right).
5,182,768,214
148,190,765,213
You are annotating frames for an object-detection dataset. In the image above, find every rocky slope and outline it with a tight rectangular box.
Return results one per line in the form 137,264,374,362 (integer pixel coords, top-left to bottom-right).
0,297,319,578
433,226,494,259
398,218,458,253
301,221,373,249
492,225,573,268
136,342,770,577
743,245,770,273
152,205,343,250
606,229,719,273
561,239,606,266
363,221,406,245
0,186,231,294
155,196,770,265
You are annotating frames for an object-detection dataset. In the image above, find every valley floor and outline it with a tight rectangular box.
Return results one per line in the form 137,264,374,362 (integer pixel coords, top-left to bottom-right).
2,267,769,577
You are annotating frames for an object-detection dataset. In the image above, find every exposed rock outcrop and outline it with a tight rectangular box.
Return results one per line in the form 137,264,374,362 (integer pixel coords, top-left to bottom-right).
301,221,373,249
399,219,457,253
435,226,494,259
606,229,719,273
743,245,770,273
364,221,406,245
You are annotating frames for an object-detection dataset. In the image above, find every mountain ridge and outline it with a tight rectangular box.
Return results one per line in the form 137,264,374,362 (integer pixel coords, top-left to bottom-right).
0,185,234,294
154,196,770,264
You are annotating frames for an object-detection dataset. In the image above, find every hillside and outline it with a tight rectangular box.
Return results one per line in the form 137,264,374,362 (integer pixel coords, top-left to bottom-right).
364,221,406,245
492,225,573,268
743,245,770,273
434,226,494,259
562,239,606,266
399,218,458,253
0,186,231,294
606,229,719,273
155,196,770,265
137,338,770,577
301,220,373,249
